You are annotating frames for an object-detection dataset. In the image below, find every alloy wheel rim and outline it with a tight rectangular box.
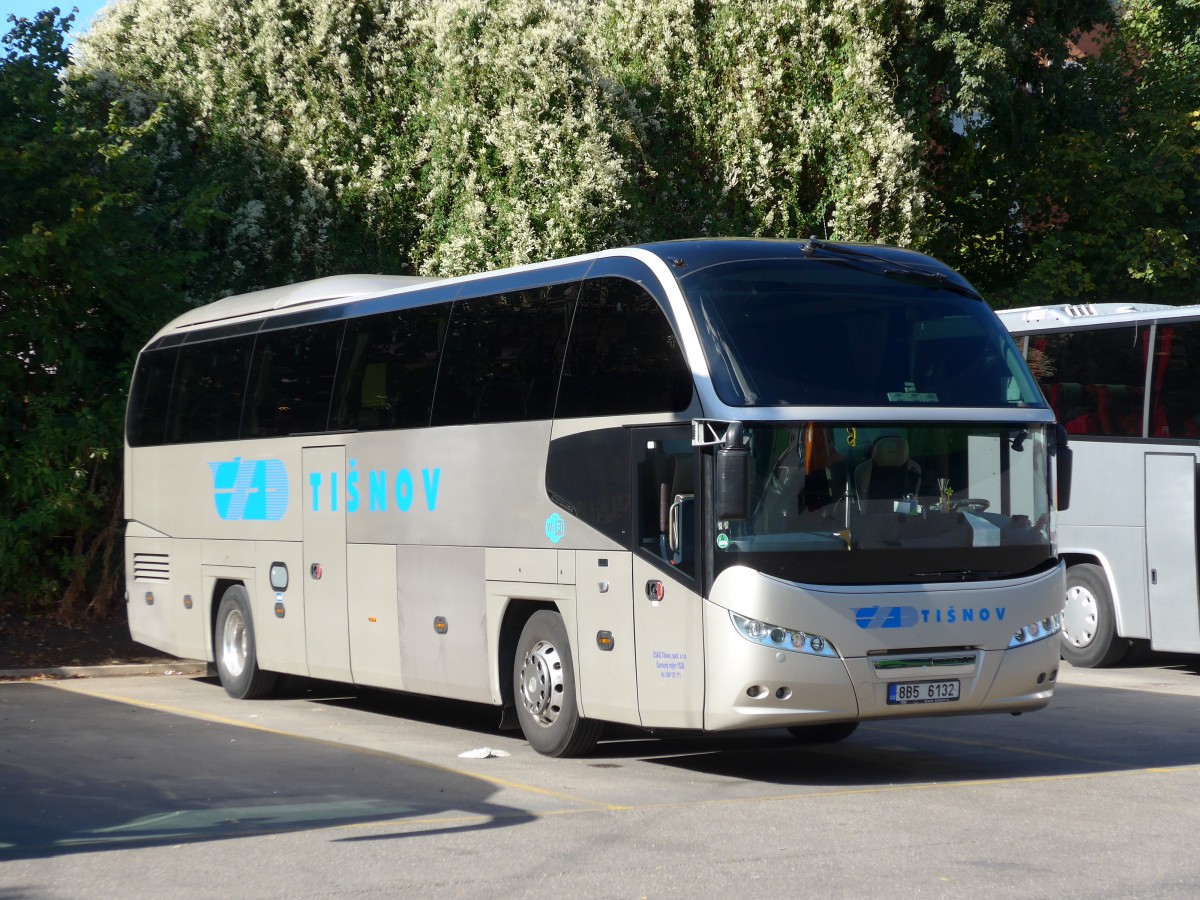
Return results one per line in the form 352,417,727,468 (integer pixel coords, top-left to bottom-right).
1062,585,1098,649
519,639,563,728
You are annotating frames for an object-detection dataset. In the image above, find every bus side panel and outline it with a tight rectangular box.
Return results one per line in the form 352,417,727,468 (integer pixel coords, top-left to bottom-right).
632,555,705,729
128,441,304,546
252,541,308,677
1058,439,1152,639
348,543,403,690
1059,525,1149,638
574,551,641,726
396,544,491,703
126,535,206,661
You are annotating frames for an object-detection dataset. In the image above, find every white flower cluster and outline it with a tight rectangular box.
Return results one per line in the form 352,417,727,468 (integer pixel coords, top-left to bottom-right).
76,0,938,283
590,0,926,243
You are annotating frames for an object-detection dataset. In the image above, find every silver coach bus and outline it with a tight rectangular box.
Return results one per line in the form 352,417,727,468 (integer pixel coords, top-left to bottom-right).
1001,301,1200,667
125,239,1069,756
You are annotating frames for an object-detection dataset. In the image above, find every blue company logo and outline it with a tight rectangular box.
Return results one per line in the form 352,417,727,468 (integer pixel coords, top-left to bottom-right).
853,605,1007,629
208,458,289,521
545,513,565,544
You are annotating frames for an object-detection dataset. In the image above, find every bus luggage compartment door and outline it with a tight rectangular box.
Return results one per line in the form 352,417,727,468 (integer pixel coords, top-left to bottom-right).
1145,452,1200,653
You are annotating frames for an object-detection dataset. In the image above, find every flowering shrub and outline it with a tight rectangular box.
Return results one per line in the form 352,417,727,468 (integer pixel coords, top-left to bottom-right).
5,0,1194,617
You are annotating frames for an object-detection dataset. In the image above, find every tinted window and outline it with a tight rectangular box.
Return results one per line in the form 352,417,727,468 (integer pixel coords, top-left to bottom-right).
545,427,632,546
332,306,448,431
556,277,693,418
432,284,577,427
1149,322,1200,439
634,429,696,580
127,347,177,447
244,321,345,437
676,259,1040,408
166,335,254,443
1027,327,1147,436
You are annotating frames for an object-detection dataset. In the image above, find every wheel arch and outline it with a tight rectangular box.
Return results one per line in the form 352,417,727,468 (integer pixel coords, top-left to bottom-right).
209,577,244,658
497,598,560,709
1059,552,1129,638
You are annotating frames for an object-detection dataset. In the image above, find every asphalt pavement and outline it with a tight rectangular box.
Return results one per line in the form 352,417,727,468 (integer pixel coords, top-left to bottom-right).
1,656,1198,897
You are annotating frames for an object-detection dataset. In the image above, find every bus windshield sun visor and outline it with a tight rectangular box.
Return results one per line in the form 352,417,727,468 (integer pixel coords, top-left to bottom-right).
805,238,984,301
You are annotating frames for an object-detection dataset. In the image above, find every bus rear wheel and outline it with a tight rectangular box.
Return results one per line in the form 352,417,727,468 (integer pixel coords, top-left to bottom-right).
513,611,601,757
1061,563,1127,668
787,722,859,744
215,585,278,699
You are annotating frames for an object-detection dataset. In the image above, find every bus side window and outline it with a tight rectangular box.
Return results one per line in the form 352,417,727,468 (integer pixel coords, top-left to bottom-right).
557,277,693,418
244,321,344,437
127,347,178,447
331,306,447,431
544,427,632,547
635,434,695,580
1026,328,1146,437
166,335,254,444
432,284,576,427
1151,323,1200,439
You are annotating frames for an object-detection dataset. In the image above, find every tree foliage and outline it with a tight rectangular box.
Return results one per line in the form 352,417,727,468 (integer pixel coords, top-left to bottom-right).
2,1,1198,618
0,7,336,619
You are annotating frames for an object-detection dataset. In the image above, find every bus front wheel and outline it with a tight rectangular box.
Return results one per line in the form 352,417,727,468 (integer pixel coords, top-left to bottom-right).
1061,564,1126,668
215,585,278,699
513,611,601,757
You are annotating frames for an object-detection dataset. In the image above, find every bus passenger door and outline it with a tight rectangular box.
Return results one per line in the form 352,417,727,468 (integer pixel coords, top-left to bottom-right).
1145,453,1200,653
632,429,705,729
302,446,351,680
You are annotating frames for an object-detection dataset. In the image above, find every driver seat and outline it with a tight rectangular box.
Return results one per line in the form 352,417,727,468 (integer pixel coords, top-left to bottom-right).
855,436,921,512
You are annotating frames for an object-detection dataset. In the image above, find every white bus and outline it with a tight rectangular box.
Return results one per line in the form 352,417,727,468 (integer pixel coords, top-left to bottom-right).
125,239,1069,756
1001,301,1200,667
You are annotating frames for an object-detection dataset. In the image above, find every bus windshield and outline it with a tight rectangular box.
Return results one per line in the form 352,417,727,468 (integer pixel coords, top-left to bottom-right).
715,422,1054,585
677,259,1042,408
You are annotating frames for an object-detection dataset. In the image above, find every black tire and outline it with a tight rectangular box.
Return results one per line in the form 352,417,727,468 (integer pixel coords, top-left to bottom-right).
787,722,859,744
1061,563,1127,668
214,585,278,699
513,610,601,757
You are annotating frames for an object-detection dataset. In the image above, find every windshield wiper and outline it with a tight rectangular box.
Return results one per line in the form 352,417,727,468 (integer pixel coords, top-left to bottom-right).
911,570,1009,582
804,238,984,301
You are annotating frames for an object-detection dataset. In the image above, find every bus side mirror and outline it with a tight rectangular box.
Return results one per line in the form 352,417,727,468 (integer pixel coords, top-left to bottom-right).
1054,424,1073,512
715,425,750,521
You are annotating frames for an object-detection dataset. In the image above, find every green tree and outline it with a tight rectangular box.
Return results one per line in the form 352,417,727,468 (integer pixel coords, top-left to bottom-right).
0,8,330,620
910,0,1199,307
1002,0,1200,306
1,8,193,618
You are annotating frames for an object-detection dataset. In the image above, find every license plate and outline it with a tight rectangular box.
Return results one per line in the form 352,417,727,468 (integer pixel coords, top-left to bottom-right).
887,679,960,705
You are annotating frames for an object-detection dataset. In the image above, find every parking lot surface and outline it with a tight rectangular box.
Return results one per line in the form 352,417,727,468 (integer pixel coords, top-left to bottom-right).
2,660,1198,898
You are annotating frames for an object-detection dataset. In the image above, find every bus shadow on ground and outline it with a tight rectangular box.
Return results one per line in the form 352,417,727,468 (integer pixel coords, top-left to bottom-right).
302,672,1200,789
0,684,533,862
625,679,1200,785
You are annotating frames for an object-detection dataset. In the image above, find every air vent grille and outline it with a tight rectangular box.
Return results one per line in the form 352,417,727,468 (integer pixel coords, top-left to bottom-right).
133,552,170,582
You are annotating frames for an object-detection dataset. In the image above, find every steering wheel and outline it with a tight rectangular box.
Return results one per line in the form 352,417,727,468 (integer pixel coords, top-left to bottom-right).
950,497,990,514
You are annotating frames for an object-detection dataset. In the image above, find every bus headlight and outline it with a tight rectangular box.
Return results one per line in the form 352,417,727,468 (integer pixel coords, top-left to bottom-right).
730,612,838,657
1008,612,1063,648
